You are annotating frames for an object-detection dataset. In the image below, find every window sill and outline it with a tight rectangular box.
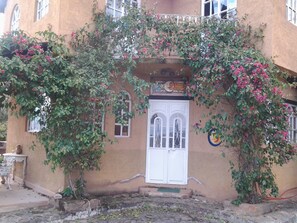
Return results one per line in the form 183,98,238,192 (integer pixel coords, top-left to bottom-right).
27,130,40,133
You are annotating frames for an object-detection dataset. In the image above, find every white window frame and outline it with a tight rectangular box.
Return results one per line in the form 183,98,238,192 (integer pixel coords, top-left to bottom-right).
27,113,44,133
106,0,140,18
287,0,297,25
201,0,237,19
89,102,105,132
27,96,50,133
36,0,49,21
11,5,20,31
287,103,297,144
114,92,131,137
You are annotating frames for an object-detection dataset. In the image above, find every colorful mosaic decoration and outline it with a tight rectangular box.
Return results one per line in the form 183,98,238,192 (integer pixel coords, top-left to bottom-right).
151,81,186,96
208,128,222,147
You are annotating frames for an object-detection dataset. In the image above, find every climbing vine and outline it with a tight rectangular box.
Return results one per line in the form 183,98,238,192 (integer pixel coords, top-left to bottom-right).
0,5,295,202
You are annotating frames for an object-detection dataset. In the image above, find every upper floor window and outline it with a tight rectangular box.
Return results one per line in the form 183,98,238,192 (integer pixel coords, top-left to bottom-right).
36,0,49,21
106,0,139,18
11,5,20,31
287,103,297,143
114,91,131,137
287,0,297,25
202,0,236,19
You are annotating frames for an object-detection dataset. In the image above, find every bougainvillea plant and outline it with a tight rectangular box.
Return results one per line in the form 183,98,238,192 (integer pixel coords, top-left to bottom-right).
0,4,295,202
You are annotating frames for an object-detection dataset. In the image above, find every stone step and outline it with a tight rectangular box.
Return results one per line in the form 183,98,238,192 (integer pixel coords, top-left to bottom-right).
139,186,192,199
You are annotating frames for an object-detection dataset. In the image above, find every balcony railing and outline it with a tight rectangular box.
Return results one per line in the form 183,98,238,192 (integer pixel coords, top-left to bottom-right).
158,14,202,25
158,9,237,25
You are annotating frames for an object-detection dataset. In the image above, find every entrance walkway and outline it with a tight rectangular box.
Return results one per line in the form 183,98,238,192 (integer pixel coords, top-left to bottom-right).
1,185,297,222
0,182,49,213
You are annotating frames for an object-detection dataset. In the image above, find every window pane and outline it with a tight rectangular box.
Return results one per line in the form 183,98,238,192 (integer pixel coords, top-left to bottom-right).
132,0,138,8
228,0,236,9
174,119,181,148
289,8,292,21
115,0,122,10
28,116,41,132
122,125,129,136
169,138,173,148
107,0,113,7
162,126,166,148
115,10,122,18
204,2,210,16
221,0,227,11
106,8,114,16
212,0,218,14
154,118,161,147
221,11,227,19
115,124,121,135
114,92,131,136
11,5,20,31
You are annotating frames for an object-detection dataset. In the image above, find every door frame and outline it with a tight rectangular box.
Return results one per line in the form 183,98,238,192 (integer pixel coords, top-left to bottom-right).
145,99,189,185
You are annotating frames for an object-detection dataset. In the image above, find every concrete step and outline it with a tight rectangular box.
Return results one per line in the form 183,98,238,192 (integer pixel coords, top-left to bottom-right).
0,183,49,213
139,186,192,199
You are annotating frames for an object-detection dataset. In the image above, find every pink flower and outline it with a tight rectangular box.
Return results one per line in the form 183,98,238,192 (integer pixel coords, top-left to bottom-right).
272,87,283,96
236,74,250,89
261,72,269,79
123,53,128,59
45,56,52,63
141,48,147,54
253,89,267,103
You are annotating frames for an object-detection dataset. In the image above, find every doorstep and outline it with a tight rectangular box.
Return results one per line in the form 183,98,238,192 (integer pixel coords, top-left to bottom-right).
0,182,49,213
139,186,192,199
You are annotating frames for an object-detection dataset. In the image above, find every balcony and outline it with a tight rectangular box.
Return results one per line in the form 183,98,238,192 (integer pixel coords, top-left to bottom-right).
158,8,236,25
158,14,202,25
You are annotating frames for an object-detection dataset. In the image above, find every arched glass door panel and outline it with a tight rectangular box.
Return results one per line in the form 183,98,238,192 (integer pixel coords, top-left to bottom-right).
150,113,167,148
169,113,186,149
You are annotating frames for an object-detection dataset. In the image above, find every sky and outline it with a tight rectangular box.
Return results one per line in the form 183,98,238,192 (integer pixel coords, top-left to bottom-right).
0,13,3,35
0,0,6,11
0,0,6,35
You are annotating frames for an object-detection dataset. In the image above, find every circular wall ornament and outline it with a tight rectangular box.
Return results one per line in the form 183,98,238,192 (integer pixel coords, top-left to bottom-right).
208,128,222,147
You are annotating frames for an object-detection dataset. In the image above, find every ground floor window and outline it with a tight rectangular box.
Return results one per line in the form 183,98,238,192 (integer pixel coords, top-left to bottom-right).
287,103,297,143
27,96,50,133
114,91,131,137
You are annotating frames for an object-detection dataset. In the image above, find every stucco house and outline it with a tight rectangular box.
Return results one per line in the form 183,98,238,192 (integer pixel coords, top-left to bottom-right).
2,0,297,201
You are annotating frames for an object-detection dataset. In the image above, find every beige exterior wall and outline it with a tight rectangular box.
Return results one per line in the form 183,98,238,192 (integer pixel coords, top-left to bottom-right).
4,0,61,34
238,0,297,75
6,112,65,195
4,0,93,37
237,0,274,59
272,1,297,74
83,94,237,201
2,0,297,200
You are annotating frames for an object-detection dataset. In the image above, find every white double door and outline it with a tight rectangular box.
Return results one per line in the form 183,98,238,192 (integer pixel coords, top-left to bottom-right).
146,100,189,185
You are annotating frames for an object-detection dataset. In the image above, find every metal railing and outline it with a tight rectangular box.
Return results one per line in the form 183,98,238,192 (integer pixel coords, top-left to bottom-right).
158,14,202,24
158,9,237,25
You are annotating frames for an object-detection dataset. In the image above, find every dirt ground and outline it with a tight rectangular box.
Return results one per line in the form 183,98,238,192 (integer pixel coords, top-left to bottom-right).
1,193,297,223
